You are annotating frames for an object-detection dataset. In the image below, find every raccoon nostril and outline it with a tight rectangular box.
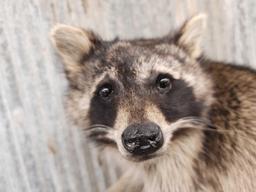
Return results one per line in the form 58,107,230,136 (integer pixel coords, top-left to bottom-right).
127,138,136,144
126,141,136,149
149,134,157,141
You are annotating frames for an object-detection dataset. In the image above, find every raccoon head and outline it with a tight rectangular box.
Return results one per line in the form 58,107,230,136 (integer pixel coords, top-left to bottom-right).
51,14,214,162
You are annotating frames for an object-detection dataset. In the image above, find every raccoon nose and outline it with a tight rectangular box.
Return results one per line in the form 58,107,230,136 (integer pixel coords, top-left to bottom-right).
122,122,164,156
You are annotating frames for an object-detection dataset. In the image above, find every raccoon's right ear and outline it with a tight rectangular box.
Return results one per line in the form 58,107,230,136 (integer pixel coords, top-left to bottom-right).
173,14,207,59
50,24,100,72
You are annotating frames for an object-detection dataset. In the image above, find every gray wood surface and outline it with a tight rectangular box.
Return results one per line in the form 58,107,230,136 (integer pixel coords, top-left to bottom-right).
0,0,256,192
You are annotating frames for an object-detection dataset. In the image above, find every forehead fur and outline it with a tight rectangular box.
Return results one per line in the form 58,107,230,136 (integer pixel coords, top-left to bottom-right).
86,39,193,80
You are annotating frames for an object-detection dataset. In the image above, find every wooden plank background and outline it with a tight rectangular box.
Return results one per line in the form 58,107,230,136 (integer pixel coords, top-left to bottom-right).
0,0,256,191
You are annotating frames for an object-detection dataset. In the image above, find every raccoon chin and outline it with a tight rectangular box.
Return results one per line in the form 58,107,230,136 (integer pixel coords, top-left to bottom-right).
119,152,164,163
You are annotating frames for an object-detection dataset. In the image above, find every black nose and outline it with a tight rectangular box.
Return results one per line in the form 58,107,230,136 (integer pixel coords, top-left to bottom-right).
122,122,164,156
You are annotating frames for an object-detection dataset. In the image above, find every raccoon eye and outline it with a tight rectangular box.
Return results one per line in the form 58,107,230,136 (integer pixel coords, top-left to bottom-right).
98,84,113,99
156,74,172,93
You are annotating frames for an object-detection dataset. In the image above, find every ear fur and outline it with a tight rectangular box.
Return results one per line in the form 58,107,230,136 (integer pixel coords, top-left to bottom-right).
50,24,100,72
175,14,207,58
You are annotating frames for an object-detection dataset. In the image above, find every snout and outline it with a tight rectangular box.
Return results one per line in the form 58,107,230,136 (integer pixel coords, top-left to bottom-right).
121,122,164,156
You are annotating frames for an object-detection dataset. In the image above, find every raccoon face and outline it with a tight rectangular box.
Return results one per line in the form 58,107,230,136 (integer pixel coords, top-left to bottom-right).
51,14,214,162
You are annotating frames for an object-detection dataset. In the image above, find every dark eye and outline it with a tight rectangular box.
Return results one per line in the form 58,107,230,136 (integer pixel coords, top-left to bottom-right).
98,84,113,99
156,74,172,93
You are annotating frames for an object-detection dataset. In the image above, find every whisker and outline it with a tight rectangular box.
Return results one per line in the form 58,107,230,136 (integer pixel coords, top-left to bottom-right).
83,124,113,131
178,116,216,128
83,127,109,133
175,126,225,133
82,124,116,144
166,117,225,135
166,117,256,144
87,128,109,136
83,125,117,146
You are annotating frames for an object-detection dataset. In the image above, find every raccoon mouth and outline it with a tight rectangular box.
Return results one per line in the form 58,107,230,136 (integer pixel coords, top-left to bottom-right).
124,151,163,162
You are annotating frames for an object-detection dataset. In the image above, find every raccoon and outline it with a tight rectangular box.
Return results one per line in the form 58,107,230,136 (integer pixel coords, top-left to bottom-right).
51,14,256,192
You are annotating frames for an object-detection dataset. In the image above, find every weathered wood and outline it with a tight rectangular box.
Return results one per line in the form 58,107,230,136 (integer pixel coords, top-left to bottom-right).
0,0,255,191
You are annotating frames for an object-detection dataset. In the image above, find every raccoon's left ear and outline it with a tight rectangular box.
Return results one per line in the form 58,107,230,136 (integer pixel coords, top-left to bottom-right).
50,24,100,72
174,14,207,58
